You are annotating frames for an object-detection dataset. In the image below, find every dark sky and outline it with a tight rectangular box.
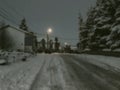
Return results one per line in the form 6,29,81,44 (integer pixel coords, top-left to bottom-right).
0,0,96,46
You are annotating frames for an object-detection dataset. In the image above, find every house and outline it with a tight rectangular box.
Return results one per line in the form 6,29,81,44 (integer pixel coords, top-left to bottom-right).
0,25,37,52
25,32,37,53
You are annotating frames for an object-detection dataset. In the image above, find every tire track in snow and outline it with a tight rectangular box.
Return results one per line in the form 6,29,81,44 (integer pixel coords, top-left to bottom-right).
59,56,84,90
48,56,63,90
61,55,120,90
30,55,65,90
29,56,47,90
30,55,53,90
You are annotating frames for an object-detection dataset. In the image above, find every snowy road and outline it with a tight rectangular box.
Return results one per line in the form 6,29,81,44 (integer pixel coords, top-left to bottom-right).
61,55,120,90
0,54,120,90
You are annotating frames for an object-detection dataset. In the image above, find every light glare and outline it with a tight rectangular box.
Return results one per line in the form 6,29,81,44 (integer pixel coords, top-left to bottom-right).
47,28,52,34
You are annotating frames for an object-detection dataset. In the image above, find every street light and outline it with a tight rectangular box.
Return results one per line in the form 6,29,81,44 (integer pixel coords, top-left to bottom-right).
47,28,52,34
47,28,52,49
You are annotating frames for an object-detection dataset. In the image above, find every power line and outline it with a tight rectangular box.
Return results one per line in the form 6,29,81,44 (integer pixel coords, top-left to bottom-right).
0,0,24,26
0,1,40,34
0,11,18,26
1,0,24,18
0,7,19,24
0,0,42,32
0,0,79,43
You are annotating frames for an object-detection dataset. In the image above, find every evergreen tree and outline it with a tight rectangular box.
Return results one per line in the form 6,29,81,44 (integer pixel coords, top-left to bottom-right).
78,0,120,50
86,7,98,50
54,37,60,52
49,39,53,50
85,0,115,50
95,0,114,49
41,38,46,51
19,18,28,31
79,13,89,50
108,0,120,50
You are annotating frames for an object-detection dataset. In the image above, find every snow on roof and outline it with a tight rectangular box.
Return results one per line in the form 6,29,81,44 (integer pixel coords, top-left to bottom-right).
0,25,31,34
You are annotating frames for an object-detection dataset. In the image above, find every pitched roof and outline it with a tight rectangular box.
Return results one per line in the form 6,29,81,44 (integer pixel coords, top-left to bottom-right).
0,25,30,34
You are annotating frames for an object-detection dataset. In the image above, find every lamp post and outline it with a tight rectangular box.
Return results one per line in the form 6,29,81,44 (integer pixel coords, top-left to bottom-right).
47,28,52,49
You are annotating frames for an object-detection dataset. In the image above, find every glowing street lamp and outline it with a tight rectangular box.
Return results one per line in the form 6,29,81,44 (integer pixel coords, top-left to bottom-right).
47,28,52,34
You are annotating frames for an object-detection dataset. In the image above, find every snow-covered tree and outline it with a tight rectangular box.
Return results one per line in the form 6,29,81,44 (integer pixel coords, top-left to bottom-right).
86,7,99,50
78,0,120,51
84,0,116,50
79,13,89,50
108,0,120,50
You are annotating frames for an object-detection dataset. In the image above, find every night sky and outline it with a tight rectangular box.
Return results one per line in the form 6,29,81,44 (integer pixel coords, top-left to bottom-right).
0,0,96,46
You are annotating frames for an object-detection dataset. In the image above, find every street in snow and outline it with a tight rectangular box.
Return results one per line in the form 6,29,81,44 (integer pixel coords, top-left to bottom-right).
0,54,120,90
0,0,120,90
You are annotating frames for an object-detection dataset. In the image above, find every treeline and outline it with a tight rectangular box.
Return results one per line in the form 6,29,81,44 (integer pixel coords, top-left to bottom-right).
79,0,120,51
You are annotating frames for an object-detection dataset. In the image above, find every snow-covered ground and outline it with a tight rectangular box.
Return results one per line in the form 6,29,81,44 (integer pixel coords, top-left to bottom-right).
76,54,120,71
0,54,80,90
0,53,120,90
0,51,31,64
0,54,45,90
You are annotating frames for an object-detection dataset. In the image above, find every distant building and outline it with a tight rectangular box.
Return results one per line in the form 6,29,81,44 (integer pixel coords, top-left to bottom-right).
25,32,37,53
0,25,37,52
37,38,46,52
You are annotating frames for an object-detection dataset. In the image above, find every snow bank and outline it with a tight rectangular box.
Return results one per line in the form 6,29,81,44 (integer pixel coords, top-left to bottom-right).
0,54,45,90
0,50,31,64
76,54,120,71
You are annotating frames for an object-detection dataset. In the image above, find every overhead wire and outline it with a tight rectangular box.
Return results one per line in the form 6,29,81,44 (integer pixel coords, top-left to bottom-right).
0,7,19,25
0,10,18,26
0,0,25,26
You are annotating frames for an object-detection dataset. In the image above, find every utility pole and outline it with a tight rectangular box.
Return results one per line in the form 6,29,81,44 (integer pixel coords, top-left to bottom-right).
46,33,49,49
46,28,52,49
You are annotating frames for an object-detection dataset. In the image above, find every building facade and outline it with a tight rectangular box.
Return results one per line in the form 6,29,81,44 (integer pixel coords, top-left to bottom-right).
0,25,37,52
0,25,26,51
25,32,37,53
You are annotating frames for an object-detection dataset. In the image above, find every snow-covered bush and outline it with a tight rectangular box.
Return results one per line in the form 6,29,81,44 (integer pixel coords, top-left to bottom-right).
0,50,31,64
